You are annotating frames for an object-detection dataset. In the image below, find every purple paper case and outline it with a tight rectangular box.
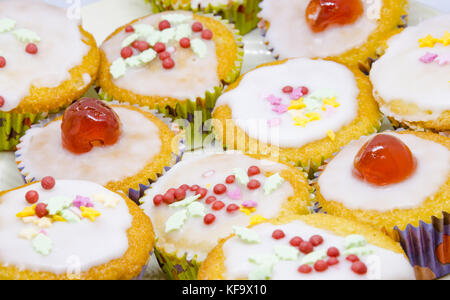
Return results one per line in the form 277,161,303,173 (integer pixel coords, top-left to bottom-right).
395,212,450,280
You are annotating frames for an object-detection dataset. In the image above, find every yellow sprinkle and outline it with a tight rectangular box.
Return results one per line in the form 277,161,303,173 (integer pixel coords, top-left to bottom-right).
288,98,306,110
419,35,438,48
305,112,321,122
323,97,340,108
239,206,256,216
80,206,101,222
293,116,309,127
52,215,66,222
34,217,53,229
249,214,267,226
206,184,211,189
327,130,336,141
440,31,450,46
16,205,36,218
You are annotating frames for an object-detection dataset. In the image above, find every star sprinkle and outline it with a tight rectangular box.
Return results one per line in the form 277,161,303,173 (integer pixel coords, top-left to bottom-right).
165,209,188,233
43,196,73,215
419,52,438,64
102,195,120,208
263,173,285,195
293,116,308,127
73,195,93,209
272,104,288,114
51,215,66,223
322,97,340,108
239,206,256,216
80,206,101,222
227,187,242,200
19,227,39,240
288,98,306,110
436,53,450,65
233,226,261,243
440,31,450,46
32,233,52,256
249,214,267,225
290,87,305,100
242,200,258,208
419,34,438,48
22,216,38,224
16,205,36,218
266,94,282,106
305,112,321,122
34,217,53,229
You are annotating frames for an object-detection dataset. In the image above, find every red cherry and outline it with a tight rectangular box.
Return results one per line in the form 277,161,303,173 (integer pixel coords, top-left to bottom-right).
41,176,55,190
212,201,225,211
204,213,216,225
192,22,203,32
272,229,285,240
327,257,339,266
290,236,304,247
163,192,175,204
179,184,190,191
282,86,293,94
25,43,38,54
162,58,175,69
201,29,213,40
226,204,240,213
247,166,261,176
0,96,4,107
310,235,324,246
327,247,340,257
153,42,166,53
25,190,39,204
174,188,186,201
299,241,314,254
353,134,416,186
121,47,133,59
153,194,163,206
247,179,261,190
159,51,171,60
35,203,48,218
190,185,200,191
305,0,364,33
351,261,368,275
195,188,208,199
298,264,312,274
125,25,135,33
314,260,328,272
205,196,217,204
0,56,6,68
159,20,171,31
179,37,191,48
213,184,227,195
346,254,359,263
225,175,235,184
61,98,121,154
301,86,309,95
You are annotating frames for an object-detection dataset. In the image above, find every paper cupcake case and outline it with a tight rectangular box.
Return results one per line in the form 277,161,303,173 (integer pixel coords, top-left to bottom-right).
0,111,45,151
14,101,186,205
154,246,201,280
148,0,262,35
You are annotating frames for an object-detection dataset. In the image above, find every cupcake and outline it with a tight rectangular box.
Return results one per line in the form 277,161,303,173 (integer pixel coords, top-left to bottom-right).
198,214,415,280
148,0,262,35
370,15,450,132
140,151,312,279
258,0,408,69
15,98,181,203
0,177,154,280
0,0,100,150
316,131,449,279
213,58,382,174
98,11,243,120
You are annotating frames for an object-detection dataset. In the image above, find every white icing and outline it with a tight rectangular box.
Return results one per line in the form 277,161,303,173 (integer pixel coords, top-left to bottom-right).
100,11,220,101
0,180,132,274
17,107,162,186
258,0,380,59
318,133,450,211
0,0,90,112
370,15,450,122
141,151,295,262
214,58,359,148
222,221,415,280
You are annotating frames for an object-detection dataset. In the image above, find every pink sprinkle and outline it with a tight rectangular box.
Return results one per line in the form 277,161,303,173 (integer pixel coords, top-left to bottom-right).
323,106,337,118
272,104,288,114
73,195,93,209
266,94,282,106
290,87,304,100
242,200,258,208
227,187,242,200
202,170,215,178
436,53,450,65
267,118,281,127
419,52,438,64
39,230,47,235
167,46,176,54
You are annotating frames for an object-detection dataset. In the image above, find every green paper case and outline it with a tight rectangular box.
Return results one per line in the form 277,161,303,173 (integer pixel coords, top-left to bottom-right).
0,111,44,151
154,246,201,280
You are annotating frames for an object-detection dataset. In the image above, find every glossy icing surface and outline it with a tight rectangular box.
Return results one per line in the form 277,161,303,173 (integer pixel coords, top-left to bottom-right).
0,0,90,111
318,133,450,211
0,180,131,274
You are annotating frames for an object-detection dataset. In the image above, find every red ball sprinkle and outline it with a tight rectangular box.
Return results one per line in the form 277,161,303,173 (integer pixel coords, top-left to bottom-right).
346,254,359,263
351,261,368,275
327,247,340,257
201,29,213,40
190,185,200,191
163,192,176,204
204,213,216,225
179,37,191,48
213,184,227,195
226,204,240,213
290,236,304,247
154,42,166,53
174,188,186,201
153,194,163,206
179,184,190,191
298,264,312,274
41,176,55,190
301,86,309,96
205,196,217,205
247,166,261,176
162,58,175,69
159,20,171,31
195,188,208,199
35,203,49,218
192,22,203,32
125,25,135,33
167,188,176,195
212,201,225,211
159,51,171,61
133,41,150,52
310,235,324,246
26,43,38,54
121,47,133,59
299,241,314,254
225,175,235,184
131,41,141,49
25,190,39,204
247,179,261,190
282,86,293,94
327,257,339,266
314,260,328,272
0,96,4,108
272,229,285,240
0,56,6,68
